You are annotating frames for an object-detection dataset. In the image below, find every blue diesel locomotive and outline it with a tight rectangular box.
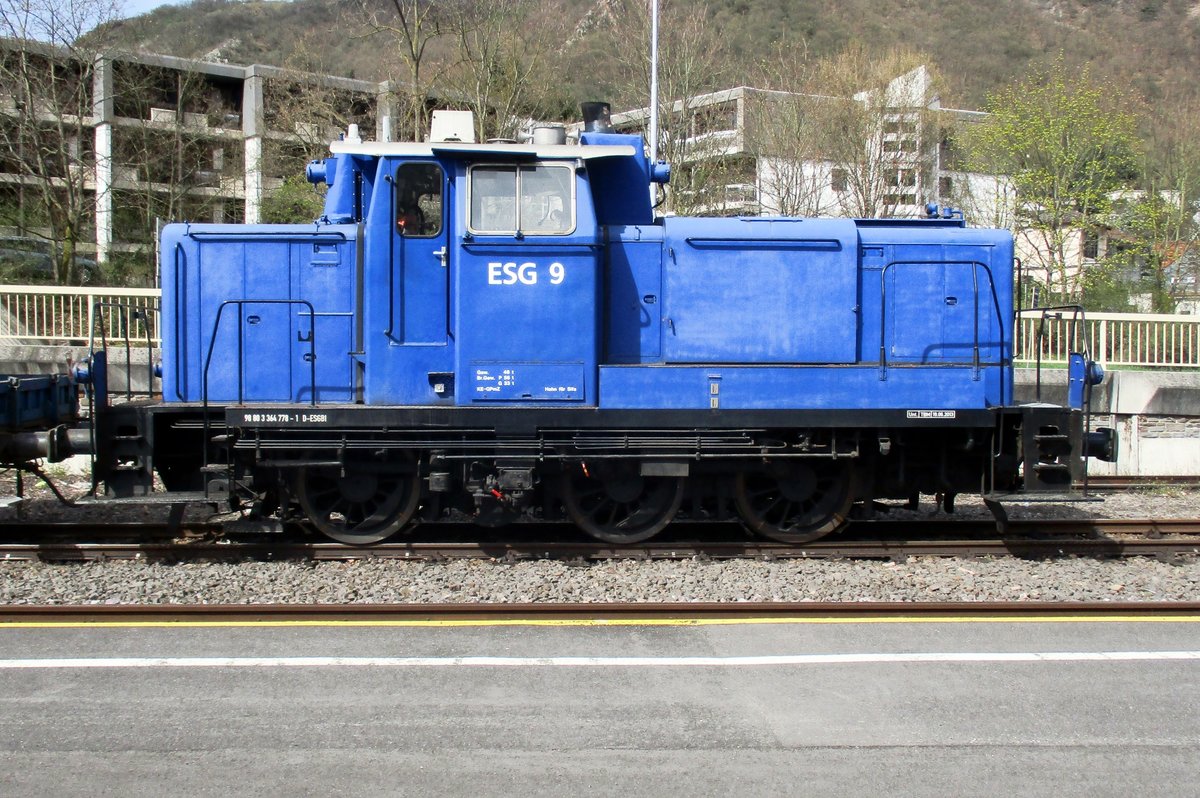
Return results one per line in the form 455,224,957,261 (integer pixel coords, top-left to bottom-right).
88,107,1115,544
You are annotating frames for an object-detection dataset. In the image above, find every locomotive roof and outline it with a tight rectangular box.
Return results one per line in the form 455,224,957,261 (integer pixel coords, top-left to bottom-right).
328,140,638,160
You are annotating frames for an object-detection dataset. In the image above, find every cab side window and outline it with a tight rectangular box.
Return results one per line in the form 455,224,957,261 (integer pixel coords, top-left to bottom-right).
395,162,443,237
469,164,573,235
470,167,517,233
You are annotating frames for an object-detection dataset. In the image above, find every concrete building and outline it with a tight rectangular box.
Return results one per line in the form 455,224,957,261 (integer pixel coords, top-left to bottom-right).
601,68,1007,222
0,40,395,278
604,72,1199,312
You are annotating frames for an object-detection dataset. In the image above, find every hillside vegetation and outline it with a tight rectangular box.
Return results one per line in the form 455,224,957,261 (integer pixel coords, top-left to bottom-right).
102,0,1200,111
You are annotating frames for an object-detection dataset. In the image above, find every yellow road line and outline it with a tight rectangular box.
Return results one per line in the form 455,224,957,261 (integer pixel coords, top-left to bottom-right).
3,615,1200,629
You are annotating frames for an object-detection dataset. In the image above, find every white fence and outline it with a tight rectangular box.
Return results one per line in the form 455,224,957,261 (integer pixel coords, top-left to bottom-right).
1015,310,1200,369
0,285,1197,369
0,285,161,346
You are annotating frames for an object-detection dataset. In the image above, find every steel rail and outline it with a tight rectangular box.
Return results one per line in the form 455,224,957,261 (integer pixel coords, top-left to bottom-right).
2,517,1199,540
1083,476,1200,489
1,601,1199,624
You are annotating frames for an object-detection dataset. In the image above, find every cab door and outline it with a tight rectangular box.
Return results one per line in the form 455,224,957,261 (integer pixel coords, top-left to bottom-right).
396,160,449,344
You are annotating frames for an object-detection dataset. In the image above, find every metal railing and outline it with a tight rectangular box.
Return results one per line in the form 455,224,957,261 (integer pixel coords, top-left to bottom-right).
1016,310,1199,369
0,285,161,346
0,284,1197,369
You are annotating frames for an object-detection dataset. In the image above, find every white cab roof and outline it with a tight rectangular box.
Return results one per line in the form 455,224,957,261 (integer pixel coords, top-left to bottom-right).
327,140,638,160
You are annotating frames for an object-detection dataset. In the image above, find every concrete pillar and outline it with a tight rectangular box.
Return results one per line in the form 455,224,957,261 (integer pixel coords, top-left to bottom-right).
211,146,225,222
242,68,264,224
376,81,398,142
92,56,114,264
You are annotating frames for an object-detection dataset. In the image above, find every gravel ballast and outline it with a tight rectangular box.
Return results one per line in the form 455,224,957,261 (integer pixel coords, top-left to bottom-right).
2,556,1199,605
1,486,1198,605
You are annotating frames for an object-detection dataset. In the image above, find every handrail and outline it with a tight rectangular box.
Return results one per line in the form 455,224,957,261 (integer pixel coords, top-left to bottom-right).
200,299,318,475
201,299,318,410
1024,304,1089,402
185,230,348,242
89,301,159,402
0,285,160,298
172,242,185,400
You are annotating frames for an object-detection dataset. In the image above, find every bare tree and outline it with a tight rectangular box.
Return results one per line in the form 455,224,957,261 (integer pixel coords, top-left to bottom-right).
774,45,942,220
258,66,371,222
249,36,388,223
745,43,840,217
107,60,243,282
354,0,446,141
601,0,732,215
0,0,121,284
440,0,565,142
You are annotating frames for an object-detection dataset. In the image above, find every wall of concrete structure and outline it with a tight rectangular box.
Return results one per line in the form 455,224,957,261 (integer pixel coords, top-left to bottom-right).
1014,368,1200,477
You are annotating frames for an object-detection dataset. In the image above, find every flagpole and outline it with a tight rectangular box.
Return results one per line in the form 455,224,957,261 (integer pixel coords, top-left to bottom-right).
649,0,659,164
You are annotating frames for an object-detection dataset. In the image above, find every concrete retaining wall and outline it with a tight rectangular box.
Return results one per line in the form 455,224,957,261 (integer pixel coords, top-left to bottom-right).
1015,368,1200,477
0,345,157,394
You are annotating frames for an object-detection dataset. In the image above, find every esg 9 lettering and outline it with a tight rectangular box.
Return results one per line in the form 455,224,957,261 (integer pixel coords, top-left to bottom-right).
487,261,565,286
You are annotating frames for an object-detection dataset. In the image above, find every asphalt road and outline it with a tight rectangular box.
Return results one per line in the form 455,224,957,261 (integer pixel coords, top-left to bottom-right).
1,614,1198,796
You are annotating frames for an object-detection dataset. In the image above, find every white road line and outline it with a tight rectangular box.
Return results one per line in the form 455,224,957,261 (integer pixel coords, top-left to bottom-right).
1,651,1199,669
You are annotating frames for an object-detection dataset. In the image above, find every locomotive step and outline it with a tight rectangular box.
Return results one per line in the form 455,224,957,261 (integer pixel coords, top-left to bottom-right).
1033,433,1072,456
76,491,215,506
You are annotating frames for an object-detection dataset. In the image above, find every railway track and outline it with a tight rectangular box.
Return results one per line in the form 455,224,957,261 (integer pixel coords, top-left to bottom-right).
1083,476,1200,489
0,518,1198,562
2,600,1200,625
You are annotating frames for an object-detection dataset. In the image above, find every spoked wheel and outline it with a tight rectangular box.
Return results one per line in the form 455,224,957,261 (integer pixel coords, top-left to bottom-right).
561,462,685,544
734,461,854,544
296,460,421,545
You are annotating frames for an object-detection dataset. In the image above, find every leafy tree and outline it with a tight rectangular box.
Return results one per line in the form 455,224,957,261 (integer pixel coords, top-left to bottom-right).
260,175,325,223
1124,97,1200,313
1101,191,1190,313
967,56,1139,305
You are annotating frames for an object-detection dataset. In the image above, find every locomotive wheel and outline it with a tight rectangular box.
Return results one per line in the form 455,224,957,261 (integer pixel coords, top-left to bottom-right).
734,462,854,544
561,463,684,544
296,461,421,545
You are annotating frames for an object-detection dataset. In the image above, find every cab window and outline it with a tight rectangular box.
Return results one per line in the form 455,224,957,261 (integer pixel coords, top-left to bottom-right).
469,163,573,235
395,162,443,237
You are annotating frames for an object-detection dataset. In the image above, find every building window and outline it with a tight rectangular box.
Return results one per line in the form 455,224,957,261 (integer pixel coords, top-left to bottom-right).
883,120,916,135
938,175,952,197
691,101,737,137
1082,230,1100,260
831,168,848,193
